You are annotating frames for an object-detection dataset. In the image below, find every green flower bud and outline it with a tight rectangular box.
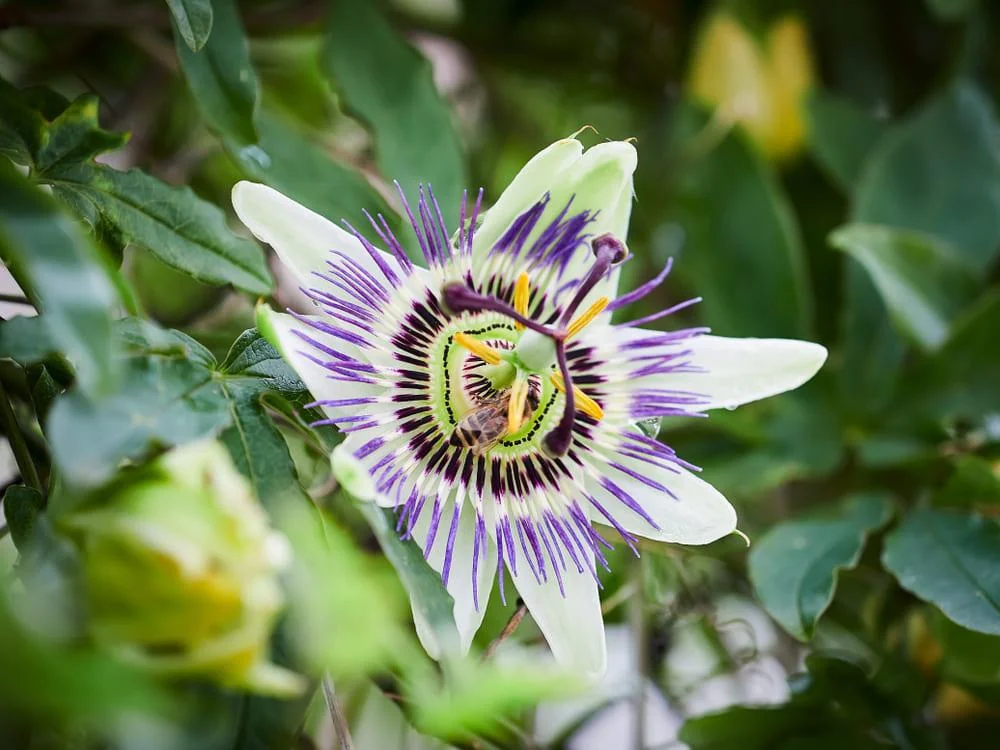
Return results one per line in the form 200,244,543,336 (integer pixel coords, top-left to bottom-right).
61,439,304,696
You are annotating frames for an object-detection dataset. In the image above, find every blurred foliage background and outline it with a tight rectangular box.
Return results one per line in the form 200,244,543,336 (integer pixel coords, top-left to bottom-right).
3,0,1000,748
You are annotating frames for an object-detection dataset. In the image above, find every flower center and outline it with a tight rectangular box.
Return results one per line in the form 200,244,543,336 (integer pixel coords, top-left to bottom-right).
441,233,626,456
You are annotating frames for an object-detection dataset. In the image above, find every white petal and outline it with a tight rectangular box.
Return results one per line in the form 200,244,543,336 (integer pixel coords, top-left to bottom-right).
511,548,606,680
586,452,737,545
472,139,637,298
615,330,827,411
473,138,584,256
672,335,827,410
232,181,410,287
409,499,497,656
255,304,382,410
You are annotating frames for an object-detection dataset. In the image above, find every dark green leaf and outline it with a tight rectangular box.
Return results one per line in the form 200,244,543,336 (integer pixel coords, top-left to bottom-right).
35,95,128,173
883,507,1000,635
357,503,461,657
749,493,893,640
173,0,259,145
218,328,307,399
227,111,397,233
854,81,1000,269
26,364,62,420
2,485,44,551
838,264,906,419
897,291,1000,418
46,354,231,487
0,315,58,366
0,79,46,166
670,104,812,339
0,164,120,395
829,224,980,350
114,317,215,366
322,0,467,213
40,162,272,294
165,0,214,52
216,329,309,508
805,90,888,190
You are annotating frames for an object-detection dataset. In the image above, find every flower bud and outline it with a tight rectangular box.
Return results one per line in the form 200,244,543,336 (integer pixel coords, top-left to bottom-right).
61,439,304,696
688,11,815,161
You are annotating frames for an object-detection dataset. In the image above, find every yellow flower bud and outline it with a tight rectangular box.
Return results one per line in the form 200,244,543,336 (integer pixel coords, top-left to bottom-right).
688,11,815,161
61,440,303,696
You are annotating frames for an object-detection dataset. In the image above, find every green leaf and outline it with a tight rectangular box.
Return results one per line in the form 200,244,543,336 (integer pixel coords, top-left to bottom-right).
40,162,272,294
2,485,44,551
829,224,980,351
46,353,231,487
165,0,214,52
321,0,467,214
670,104,812,339
897,291,1000,419
281,505,406,677
854,81,1000,269
357,503,461,658
883,507,1000,635
173,0,259,145
228,111,397,234
0,587,168,721
805,90,888,191
0,164,120,396
216,329,309,509
0,79,47,166
749,494,893,640
35,95,128,173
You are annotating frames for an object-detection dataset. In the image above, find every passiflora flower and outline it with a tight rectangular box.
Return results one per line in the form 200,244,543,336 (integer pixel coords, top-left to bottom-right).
688,11,815,161
234,137,826,678
61,440,303,696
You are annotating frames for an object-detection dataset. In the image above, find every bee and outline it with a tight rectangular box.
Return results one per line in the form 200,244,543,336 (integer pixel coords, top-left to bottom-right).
449,388,540,455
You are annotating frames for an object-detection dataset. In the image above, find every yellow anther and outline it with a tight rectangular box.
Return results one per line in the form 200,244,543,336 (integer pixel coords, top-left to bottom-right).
565,296,609,340
550,372,604,421
454,333,503,366
507,377,529,434
513,272,530,330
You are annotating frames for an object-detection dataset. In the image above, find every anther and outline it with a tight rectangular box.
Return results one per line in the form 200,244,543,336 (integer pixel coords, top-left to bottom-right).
513,272,530,330
565,296,609,340
454,333,503,366
442,282,552,336
507,376,529,433
550,372,604,420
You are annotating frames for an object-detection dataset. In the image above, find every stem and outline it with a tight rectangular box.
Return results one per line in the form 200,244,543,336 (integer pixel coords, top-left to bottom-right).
482,602,527,661
629,558,647,750
322,675,354,750
0,380,42,492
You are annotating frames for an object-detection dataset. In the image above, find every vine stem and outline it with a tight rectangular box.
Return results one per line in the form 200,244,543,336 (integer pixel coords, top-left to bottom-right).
322,674,354,750
0,379,41,492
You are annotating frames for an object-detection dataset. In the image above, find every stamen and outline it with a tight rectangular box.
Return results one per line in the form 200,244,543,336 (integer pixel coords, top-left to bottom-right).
550,372,604,420
454,332,503,366
513,272,530,330
565,296,609,340
507,376,529,433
